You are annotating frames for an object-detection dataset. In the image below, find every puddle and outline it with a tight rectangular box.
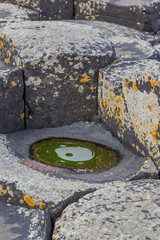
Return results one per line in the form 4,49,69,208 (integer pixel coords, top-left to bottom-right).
30,138,120,172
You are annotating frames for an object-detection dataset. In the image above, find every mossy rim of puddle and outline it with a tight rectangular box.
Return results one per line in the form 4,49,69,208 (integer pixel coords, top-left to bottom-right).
30,138,120,173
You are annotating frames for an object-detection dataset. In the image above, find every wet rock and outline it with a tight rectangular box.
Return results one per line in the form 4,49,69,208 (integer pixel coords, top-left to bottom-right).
0,21,115,128
6,122,154,183
74,0,160,32
71,20,157,60
0,60,24,134
98,59,160,167
0,201,51,240
53,179,160,240
0,2,39,22
0,0,73,20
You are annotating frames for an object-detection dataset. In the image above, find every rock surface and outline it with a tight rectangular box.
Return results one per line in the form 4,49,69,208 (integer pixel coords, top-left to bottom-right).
0,2,39,22
98,59,160,167
53,179,160,240
0,201,51,240
0,20,115,129
0,0,73,20
0,60,24,134
7,122,158,182
73,20,157,61
75,0,160,32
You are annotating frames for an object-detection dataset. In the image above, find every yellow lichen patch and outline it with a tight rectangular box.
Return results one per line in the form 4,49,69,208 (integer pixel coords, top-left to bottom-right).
24,195,35,207
90,86,95,92
151,123,159,140
20,113,25,119
106,101,109,107
133,82,137,91
4,58,9,64
118,96,122,103
0,41,3,49
150,78,159,87
0,189,7,196
12,82,17,87
58,222,63,227
83,106,85,108
124,78,130,88
99,73,103,81
136,145,139,151
101,98,105,106
110,93,114,102
39,202,45,210
56,77,62,81
88,61,91,64
80,74,89,83
74,84,78,88
31,60,39,66
112,60,117,64
67,57,73,61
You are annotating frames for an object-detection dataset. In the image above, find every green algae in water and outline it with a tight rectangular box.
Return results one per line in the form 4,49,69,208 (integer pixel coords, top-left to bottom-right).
30,138,120,172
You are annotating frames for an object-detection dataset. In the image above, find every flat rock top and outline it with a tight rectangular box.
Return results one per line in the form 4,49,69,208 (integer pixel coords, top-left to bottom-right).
106,0,158,6
73,20,156,60
0,2,38,22
0,20,114,62
53,179,160,240
100,59,160,83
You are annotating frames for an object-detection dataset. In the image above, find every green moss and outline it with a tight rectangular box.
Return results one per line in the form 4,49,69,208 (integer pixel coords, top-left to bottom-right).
30,138,120,172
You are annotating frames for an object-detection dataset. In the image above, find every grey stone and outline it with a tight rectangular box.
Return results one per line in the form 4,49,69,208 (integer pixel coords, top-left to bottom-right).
0,2,39,22
0,201,51,240
98,59,160,167
0,0,73,20
6,122,159,182
74,0,160,32
69,20,157,61
0,60,24,134
0,20,115,129
53,179,160,240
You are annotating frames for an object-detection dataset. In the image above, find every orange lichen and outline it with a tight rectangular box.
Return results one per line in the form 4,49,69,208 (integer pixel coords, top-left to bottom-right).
39,201,45,210
80,75,89,83
20,113,25,119
24,195,35,207
133,82,137,91
12,82,17,87
110,93,114,102
0,189,7,196
118,96,122,103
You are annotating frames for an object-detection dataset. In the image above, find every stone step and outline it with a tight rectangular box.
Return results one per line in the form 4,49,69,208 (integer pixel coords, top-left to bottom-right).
0,0,73,20
74,0,160,32
0,20,115,129
98,59,160,167
0,2,39,22
53,179,160,240
0,201,51,240
73,20,158,61
0,60,24,134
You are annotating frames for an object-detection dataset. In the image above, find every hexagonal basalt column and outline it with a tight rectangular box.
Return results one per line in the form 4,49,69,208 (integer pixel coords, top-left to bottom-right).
74,0,160,32
0,61,24,133
0,0,73,20
0,21,115,129
98,60,160,166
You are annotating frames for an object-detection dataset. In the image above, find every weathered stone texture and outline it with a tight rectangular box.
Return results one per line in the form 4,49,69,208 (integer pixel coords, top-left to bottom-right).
53,180,160,240
0,60,24,133
0,0,73,20
0,2,39,22
98,59,160,167
75,0,160,32
0,21,115,129
73,20,157,60
0,201,51,240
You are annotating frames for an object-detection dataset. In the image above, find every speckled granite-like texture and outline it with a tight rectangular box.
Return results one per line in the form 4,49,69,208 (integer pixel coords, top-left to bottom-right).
71,20,157,61
0,20,115,129
0,60,24,134
0,201,51,240
98,59,160,167
0,2,39,22
0,0,73,20
53,179,160,240
75,0,160,32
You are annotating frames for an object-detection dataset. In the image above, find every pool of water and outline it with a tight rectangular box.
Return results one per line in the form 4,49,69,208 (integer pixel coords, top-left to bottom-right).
30,138,120,172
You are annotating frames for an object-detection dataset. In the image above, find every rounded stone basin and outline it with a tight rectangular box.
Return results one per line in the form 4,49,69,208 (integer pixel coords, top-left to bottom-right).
30,138,120,172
